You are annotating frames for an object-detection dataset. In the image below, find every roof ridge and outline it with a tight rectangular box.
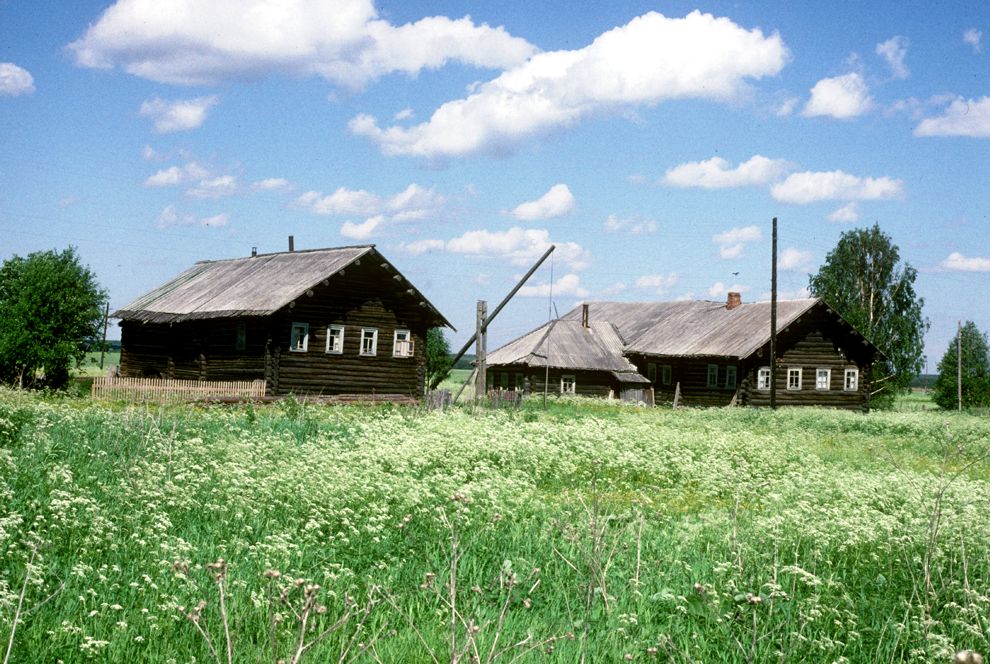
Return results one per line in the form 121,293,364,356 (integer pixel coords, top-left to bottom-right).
194,244,375,264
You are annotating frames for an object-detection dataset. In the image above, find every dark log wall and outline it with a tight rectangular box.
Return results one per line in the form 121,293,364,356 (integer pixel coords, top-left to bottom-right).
120,256,435,396
628,356,739,407
741,306,872,411
487,365,617,399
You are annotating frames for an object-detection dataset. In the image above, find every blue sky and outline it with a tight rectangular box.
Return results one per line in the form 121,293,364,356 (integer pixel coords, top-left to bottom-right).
1,0,988,369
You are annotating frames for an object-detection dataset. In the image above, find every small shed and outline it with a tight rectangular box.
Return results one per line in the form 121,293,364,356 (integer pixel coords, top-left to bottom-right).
114,245,452,397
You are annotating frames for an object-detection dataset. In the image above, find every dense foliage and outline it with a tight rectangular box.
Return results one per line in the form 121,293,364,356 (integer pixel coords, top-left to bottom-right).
931,320,990,410
0,247,106,389
1,391,988,662
808,224,928,406
425,327,453,389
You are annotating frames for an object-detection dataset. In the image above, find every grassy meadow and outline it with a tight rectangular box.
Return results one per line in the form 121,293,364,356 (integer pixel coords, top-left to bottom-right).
1,389,989,662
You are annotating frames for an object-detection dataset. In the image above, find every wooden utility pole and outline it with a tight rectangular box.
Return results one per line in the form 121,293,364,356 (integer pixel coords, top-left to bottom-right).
770,217,778,410
99,302,110,371
957,320,962,411
475,300,488,400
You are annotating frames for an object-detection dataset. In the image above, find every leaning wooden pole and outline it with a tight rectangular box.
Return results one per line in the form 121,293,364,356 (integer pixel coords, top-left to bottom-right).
770,217,778,410
475,301,488,401
99,302,110,370
429,245,556,390
957,320,962,411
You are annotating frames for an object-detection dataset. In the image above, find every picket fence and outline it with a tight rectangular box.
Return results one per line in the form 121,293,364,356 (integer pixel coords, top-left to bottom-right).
91,377,266,403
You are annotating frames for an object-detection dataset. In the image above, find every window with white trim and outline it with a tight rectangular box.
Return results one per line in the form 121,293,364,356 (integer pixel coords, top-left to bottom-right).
662,365,672,386
326,325,344,354
725,365,737,389
290,322,309,352
816,368,831,390
647,363,657,383
561,374,576,394
707,364,719,388
787,367,802,390
757,367,771,390
360,328,378,356
844,368,859,391
515,373,525,391
393,329,413,357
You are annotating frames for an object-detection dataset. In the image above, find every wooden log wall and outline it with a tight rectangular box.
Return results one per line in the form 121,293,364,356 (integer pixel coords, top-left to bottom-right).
628,356,738,407
487,365,616,399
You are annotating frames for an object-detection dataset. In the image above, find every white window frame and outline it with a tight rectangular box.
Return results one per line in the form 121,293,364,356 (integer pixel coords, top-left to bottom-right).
757,366,771,390
662,365,672,386
707,364,719,388
392,329,413,358
290,322,309,353
360,328,378,356
561,374,576,394
326,324,344,354
787,367,802,390
647,363,657,383
725,365,737,390
515,373,525,391
816,368,831,391
844,368,859,392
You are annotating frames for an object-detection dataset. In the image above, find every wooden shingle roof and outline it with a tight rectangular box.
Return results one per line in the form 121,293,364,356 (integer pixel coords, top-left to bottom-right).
114,245,452,327
563,299,819,359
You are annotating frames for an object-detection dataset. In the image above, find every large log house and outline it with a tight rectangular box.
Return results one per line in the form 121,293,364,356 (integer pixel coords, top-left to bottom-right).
114,245,452,396
487,293,882,411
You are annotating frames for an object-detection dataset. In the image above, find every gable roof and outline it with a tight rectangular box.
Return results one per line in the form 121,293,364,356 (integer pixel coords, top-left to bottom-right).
563,299,820,359
486,319,642,374
114,245,452,327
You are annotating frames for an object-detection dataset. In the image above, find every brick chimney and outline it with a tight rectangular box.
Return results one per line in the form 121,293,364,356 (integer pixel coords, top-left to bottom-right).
726,292,742,310
581,303,590,328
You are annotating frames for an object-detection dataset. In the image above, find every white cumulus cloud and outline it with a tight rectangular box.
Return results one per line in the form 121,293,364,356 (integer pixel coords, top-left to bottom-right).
802,72,873,119
635,273,680,295
603,214,657,235
779,247,813,272
155,205,229,229
941,252,990,272
876,36,909,79
708,281,748,298
295,183,446,239
518,273,587,298
826,202,860,223
252,178,293,192
350,10,788,159
0,62,35,96
713,225,761,259
187,175,238,199
771,170,903,204
139,95,219,133
445,227,590,271
915,97,990,138
662,154,791,189
69,0,535,88
144,162,210,187
511,184,575,220
964,28,982,53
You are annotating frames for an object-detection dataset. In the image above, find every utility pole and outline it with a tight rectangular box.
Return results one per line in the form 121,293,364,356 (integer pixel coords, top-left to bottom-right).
475,300,488,400
770,217,778,410
957,320,962,411
99,302,110,371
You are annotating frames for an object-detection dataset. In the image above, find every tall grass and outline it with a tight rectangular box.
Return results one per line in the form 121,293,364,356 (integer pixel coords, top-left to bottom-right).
1,389,988,661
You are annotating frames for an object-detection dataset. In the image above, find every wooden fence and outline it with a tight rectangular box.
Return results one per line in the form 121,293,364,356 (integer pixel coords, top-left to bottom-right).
91,377,266,403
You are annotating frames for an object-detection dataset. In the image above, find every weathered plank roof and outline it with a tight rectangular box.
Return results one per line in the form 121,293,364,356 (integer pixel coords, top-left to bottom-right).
562,299,819,359
114,245,453,327
486,319,643,376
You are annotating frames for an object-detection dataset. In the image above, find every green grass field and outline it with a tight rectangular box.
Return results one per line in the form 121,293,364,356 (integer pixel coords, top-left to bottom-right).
73,351,121,377
1,390,988,662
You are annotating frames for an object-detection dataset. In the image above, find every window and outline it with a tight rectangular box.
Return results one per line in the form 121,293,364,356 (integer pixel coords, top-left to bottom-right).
290,322,309,352
515,373,525,391
647,363,657,383
500,372,509,389
326,325,344,354
844,368,859,391
235,322,246,352
707,364,719,388
725,365,737,389
662,365,672,386
393,329,413,357
816,368,831,390
757,367,771,390
360,328,378,356
787,367,802,390
561,374,576,394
